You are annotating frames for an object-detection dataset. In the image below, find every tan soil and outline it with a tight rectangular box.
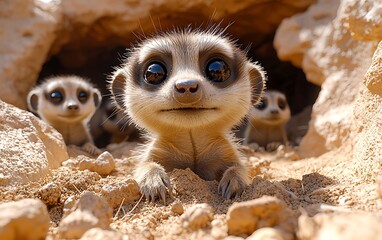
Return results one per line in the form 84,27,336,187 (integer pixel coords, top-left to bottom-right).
1,140,380,239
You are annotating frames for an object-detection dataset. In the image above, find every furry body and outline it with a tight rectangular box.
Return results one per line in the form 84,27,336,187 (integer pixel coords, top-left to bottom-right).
110,29,266,202
245,90,291,147
27,76,101,146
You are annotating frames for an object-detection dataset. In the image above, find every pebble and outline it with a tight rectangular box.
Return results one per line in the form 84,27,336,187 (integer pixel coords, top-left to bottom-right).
0,199,50,240
58,191,113,239
78,151,115,175
181,203,214,229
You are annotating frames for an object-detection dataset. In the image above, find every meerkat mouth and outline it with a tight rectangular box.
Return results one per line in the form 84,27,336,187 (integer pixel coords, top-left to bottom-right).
161,107,217,112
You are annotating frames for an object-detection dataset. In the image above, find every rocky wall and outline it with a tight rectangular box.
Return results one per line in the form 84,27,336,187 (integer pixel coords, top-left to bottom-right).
274,0,380,157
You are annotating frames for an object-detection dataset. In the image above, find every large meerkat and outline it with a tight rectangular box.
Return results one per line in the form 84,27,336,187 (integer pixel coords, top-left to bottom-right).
244,90,291,148
110,29,266,202
27,76,102,147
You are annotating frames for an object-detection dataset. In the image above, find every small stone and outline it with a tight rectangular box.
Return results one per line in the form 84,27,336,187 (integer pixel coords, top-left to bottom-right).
0,199,50,240
298,212,382,240
171,201,184,215
181,203,214,229
58,191,113,239
63,195,76,214
247,228,285,240
376,174,382,199
226,196,296,236
78,151,115,175
100,178,141,208
37,182,61,206
80,228,129,240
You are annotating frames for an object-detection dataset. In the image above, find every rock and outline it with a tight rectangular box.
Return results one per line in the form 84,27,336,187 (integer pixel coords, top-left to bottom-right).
37,182,61,206
63,195,77,214
171,201,184,215
226,196,296,237
78,151,115,175
377,174,382,199
275,0,380,157
247,227,287,240
58,191,113,239
352,41,382,181
181,203,214,229
0,100,68,186
344,0,382,41
0,0,61,109
0,199,50,240
0,0,313,109
80,228,129,240
298,212,382,240
100,178,141,208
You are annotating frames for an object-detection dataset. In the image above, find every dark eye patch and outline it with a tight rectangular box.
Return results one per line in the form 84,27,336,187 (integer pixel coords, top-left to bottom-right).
78,90,88,103
49,89,64,104
255,98,267,110
278,98,287,110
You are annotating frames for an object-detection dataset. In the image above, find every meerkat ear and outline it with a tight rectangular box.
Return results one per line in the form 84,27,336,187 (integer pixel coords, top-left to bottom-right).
27,90,39,113
248,63,266,104
110,69,127,109
92,88,102,108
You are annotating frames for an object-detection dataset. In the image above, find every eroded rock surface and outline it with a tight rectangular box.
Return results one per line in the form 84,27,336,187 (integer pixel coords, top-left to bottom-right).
275,0,380,157
0,199,50,240
0,100,68,186
298,212,382,240
226,196,296,237
58,191,113,239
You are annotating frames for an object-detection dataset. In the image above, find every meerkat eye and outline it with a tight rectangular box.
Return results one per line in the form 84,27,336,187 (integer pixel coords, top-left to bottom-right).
144,62,167,85
205,59,231,82
255,99,267,110
78,91,88,103
50,90,63,104
278,98,287,110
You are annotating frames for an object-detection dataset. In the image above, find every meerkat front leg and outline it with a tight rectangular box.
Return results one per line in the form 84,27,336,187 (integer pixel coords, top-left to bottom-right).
219,164,250,199
134,161,172,204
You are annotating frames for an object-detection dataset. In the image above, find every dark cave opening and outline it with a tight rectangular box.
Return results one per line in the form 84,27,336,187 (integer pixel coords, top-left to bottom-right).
38,26,320,147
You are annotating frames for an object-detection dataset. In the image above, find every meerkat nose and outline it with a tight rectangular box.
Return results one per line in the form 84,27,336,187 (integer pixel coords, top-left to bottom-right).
173,79,202,105
270,109,279,115
67,103,79,111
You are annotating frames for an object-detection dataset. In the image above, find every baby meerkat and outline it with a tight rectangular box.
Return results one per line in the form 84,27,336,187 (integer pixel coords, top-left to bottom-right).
244,90,291,149
110,29,266,202
27,76,102,147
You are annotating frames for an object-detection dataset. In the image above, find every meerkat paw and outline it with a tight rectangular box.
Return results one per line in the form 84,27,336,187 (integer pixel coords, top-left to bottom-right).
266,142,283,152
81,142,103,156
134,162,172,204
219,166,250,199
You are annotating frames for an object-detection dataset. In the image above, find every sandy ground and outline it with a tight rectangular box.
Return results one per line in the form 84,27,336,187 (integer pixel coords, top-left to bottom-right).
1,140,381,239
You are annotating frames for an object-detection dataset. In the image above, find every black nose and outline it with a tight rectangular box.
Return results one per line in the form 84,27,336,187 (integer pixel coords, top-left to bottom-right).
270,109,279,115
67,104,79,110
175,79,199,94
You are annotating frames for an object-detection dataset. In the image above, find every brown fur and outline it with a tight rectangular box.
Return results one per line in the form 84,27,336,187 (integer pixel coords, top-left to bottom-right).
27,76,101,147
245,90,291,148
110,29,266,202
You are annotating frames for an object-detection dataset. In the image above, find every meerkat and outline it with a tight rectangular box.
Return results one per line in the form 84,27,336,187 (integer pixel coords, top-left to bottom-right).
90,100,141,147
109,28,266,203
27,76,102,148
244,90,291,149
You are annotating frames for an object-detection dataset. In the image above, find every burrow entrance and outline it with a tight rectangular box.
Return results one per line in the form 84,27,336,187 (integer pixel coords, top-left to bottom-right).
38,17,320,147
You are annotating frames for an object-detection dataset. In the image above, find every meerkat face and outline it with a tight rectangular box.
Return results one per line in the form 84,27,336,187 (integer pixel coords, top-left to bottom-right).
27,76,101,125
111,30,265,132
248,90,291,125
